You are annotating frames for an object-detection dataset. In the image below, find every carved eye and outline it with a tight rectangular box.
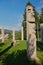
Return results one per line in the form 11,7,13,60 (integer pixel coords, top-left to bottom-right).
28,9,31,13
28,9,31,11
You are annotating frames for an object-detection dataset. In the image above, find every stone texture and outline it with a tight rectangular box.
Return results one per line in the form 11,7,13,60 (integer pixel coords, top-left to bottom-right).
12,27,15,42
26,5,35,22
27,23,36,60
26,5,36,60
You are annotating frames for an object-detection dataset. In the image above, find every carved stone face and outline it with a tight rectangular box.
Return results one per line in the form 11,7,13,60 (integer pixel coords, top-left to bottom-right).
26,5,35,22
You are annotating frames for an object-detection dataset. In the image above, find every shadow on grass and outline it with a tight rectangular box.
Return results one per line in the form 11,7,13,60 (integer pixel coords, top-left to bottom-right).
0,42,13,56
2,50,40,65
37,41,43,51
0,43,5,53
0,43,5,47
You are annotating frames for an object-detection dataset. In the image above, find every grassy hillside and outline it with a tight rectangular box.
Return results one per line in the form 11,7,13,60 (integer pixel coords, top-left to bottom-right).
0,40,43,65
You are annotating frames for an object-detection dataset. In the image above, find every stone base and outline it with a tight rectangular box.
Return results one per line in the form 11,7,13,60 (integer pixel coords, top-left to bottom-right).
34,57,41,63
13,41,17,46
13,40,19,46
28,56,41,63
27,57,41,65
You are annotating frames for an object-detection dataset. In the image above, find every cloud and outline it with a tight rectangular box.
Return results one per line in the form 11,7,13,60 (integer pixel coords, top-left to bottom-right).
14,14,23,31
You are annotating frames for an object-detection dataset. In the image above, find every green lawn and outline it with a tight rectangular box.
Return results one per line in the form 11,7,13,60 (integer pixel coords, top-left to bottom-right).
0,40,43,65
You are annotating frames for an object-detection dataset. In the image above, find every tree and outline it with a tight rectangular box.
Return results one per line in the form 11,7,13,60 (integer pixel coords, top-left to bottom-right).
22,10,26,40
34,8,40,41
40,8,43,23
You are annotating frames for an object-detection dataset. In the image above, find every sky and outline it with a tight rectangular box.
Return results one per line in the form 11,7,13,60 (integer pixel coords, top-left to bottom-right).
0,0,43,31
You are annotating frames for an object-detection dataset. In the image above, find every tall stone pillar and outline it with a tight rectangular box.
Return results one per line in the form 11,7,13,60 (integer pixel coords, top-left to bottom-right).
21,26,24,40
26,5,36,60
40,24,43,43
12,28,15,42
1,26,4,42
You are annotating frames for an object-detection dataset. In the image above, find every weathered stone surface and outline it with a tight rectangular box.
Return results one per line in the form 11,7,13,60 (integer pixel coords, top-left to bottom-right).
12,27,15,42
26,5,36,60
27,23,36,60
26,5,35,22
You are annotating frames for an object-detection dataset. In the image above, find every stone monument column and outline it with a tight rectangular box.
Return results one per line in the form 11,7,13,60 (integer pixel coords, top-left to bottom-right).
21,26,24,40
26,5,37,60
12,27,15,42
1,26,4,42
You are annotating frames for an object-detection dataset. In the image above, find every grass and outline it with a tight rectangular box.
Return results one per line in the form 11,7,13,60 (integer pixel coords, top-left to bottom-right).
0,40,43,65
37,41,43,64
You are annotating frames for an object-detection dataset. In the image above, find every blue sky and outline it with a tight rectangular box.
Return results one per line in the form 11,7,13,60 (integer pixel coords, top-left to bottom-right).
0,0,43,30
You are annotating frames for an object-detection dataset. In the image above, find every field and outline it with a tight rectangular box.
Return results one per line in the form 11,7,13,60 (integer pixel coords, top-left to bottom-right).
0,40,43,65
